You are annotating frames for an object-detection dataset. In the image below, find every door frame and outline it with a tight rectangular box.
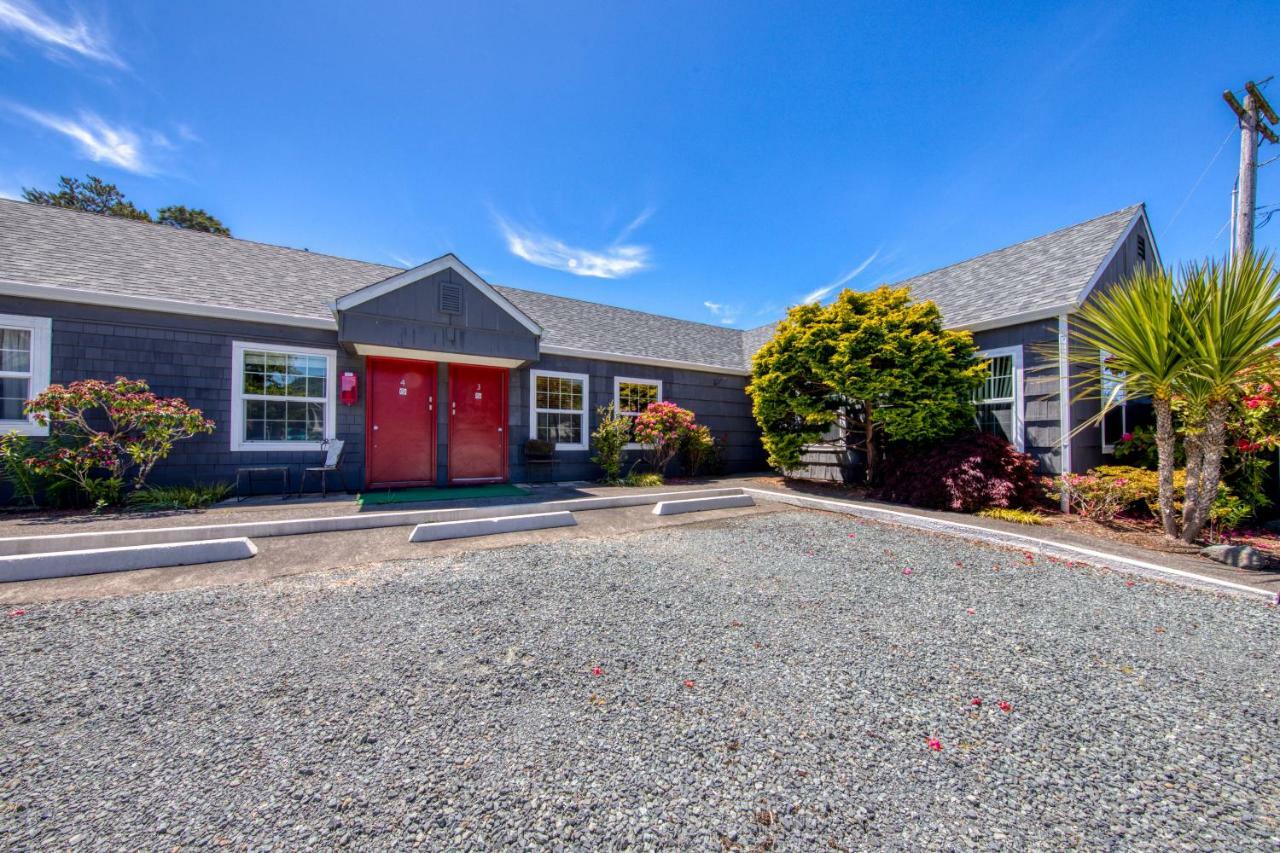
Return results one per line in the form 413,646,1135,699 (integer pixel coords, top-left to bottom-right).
446,364,509,484
364,356,437,489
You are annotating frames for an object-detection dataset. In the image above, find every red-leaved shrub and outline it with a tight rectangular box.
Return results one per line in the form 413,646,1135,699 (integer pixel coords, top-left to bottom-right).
876,432,1043,512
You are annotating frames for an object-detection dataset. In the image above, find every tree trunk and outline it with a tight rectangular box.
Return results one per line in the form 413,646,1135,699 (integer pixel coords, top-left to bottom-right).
864,403,878,485
1180,428,1203,541
1183,400,1230,544
1153,397,1179,538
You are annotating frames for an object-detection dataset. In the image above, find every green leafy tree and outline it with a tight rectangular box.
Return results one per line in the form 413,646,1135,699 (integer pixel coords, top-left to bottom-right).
22,174,150,221
748,286,985,483
155,204,231,236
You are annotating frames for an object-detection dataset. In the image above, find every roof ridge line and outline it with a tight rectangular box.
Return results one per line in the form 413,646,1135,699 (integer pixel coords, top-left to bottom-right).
493,283,749,336
890,203,1144,287
0,197,402,274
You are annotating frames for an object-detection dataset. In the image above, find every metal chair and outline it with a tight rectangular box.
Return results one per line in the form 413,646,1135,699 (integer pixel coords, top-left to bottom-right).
299,438,346,498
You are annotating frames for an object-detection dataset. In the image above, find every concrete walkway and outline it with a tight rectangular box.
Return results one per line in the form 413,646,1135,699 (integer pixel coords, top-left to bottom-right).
0,500,780,604
729,476,1280,600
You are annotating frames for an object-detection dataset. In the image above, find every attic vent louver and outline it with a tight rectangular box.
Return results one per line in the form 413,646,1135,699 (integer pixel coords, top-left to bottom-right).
439,282,464,315
1136,235,1146,261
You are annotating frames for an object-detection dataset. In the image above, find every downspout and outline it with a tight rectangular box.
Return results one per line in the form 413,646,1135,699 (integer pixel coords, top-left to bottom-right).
1058,313,1073,511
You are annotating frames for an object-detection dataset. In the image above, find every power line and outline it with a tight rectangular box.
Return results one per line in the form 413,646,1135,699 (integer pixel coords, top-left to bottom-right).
1161,123,1237,236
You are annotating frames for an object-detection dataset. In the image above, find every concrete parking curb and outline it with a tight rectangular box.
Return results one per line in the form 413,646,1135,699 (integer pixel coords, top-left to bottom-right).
652,494,755,515
408,511,577,542
0,537,259,583
742,487,1277,602
0,487,745,557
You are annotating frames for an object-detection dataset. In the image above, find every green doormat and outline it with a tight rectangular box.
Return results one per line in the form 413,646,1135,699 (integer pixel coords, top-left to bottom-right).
357,484,528,507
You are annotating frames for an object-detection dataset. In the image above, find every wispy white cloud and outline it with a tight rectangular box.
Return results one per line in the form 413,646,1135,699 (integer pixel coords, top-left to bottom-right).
613,205,655,244
387,252,422,268
496,214,652,279
703,299,741,325
0,0,123,67
8,104,150,172
800,248,881,305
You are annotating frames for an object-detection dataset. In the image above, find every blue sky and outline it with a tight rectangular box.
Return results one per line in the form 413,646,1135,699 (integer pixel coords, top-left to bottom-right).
1,1,1277,329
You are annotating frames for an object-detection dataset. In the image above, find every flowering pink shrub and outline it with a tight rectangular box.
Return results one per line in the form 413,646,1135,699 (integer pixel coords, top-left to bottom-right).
18,377,215,506
877,432,1043,512
632,401,697,474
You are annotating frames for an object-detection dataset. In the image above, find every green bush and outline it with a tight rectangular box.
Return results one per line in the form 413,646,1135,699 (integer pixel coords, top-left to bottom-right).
623,472,664,487
126,482,231,511
1056,464,1243,531
590,404,631,483
678,424,717,477
0,432,45,507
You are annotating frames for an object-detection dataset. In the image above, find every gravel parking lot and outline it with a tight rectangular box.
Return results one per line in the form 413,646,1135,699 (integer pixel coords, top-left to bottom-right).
2,509,1278,849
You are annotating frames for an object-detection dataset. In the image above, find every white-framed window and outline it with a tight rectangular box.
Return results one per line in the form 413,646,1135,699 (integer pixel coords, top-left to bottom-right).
974,345,1024,451
1100,349,1128,452
613,376,663,448
530,369,588,450
230,341,336,452
0,313,51,437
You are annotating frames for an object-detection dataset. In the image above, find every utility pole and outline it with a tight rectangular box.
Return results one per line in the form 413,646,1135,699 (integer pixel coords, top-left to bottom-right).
1224,80,1279,259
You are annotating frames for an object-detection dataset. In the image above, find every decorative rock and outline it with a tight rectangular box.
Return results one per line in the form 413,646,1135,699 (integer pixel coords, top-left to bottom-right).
1200,544,1268,569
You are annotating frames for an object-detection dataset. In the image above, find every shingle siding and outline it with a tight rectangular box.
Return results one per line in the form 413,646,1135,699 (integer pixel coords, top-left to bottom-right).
508,353,765,482
0,296,765,492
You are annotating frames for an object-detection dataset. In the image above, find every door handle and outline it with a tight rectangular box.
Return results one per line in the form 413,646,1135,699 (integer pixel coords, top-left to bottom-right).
373,425,379,431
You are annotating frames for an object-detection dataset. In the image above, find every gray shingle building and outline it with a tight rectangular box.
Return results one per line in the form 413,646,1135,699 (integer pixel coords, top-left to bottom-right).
0,198,1155,490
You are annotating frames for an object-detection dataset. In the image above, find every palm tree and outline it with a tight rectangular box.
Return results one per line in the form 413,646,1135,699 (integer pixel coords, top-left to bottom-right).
1070,267,1186,538
1173,253,1280,542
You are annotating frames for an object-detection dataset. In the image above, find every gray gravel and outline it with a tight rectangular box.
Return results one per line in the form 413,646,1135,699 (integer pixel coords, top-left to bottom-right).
2,509,1279,850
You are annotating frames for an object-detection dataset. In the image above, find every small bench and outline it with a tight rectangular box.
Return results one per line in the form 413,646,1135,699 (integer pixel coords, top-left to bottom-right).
235,466,290,501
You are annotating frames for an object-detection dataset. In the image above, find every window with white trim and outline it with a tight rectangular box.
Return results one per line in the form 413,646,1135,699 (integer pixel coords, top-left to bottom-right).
230,341,336,451
613,376,662,446
531,369,588,450
1100,349,1128,452
0,314,51,436
974,346,1024,450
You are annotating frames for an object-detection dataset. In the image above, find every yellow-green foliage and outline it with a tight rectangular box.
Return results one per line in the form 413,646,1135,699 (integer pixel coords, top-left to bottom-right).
746,286,986,474
976,507,1046,525
623,472,664,487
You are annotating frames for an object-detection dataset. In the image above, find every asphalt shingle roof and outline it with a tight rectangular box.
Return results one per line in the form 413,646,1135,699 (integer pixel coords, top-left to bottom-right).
0,198,1144,373
895,205,1143,329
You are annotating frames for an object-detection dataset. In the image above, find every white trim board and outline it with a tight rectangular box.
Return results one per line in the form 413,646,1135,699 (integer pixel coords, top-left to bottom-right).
352,343,525,368
332,254,543,336
540,344,751,376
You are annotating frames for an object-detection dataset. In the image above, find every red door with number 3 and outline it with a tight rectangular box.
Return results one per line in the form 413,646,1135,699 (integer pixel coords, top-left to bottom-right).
366,358,436,487
448,364,507,483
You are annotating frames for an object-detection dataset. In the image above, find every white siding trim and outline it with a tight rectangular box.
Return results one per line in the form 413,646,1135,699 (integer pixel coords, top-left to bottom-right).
1057,314,1073,474
529,368,589,451
0,313,51,437
539,344,750,376
230,340,337,452
976,345,1025,451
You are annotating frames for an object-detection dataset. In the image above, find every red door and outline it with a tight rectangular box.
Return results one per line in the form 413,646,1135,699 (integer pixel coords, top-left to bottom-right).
448,364,508,483
366,358,436,487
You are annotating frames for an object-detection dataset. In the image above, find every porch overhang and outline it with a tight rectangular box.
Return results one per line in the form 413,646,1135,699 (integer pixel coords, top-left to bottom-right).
350,342,528,369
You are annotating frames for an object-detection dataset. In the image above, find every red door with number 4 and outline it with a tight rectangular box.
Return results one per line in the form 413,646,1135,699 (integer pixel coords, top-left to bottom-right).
366,358,436,487
448,364,507,483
